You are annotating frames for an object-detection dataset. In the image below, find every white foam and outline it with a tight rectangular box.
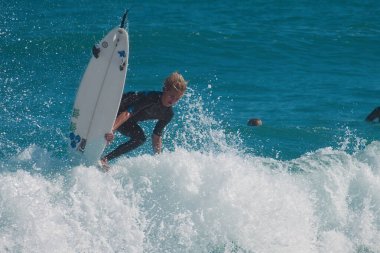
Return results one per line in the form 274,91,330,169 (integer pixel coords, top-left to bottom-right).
0,142,379,252
112,150,318,252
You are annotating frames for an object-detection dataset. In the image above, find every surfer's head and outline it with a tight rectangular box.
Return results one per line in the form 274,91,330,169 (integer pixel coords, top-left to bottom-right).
162,72,187,107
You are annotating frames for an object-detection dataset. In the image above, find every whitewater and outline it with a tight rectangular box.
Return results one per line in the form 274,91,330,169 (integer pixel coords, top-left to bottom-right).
1,133,379,252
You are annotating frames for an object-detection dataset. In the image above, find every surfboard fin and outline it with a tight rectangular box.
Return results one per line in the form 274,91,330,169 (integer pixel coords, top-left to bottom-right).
77,138,87,152
92,45,101,58
120,9,129,29
120,61,126,71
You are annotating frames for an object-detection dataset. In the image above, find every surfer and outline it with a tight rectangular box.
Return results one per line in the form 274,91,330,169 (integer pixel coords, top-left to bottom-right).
100,71,187,170
365,106,380,122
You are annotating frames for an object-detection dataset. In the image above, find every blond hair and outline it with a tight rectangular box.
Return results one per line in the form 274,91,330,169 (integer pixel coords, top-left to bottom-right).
164,72,188,93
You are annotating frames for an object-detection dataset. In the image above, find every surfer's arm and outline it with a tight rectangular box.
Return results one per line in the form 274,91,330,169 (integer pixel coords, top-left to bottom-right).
152,134,162,154
151,111,172,153
113,111,131,131
104,111,131,144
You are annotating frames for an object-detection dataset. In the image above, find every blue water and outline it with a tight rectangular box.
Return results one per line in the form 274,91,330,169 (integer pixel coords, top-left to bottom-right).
1,0,380,252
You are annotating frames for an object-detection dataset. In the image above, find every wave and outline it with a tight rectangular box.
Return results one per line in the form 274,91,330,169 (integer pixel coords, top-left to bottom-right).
0,141,379,252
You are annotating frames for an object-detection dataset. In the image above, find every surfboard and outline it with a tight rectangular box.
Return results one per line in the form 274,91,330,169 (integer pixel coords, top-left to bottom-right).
69,20,129,165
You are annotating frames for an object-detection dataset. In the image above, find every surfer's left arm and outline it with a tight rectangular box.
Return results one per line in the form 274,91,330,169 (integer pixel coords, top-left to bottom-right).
152,134,162,154
152,116,171,154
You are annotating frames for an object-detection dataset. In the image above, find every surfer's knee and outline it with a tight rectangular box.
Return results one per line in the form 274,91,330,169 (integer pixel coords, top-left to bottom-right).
133,132,146,146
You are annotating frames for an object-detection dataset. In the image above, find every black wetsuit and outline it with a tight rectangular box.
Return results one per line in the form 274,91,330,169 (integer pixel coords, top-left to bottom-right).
104,91,173,161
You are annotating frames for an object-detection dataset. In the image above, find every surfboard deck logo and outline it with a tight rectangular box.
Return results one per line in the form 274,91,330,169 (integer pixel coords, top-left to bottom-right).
69,10,129,165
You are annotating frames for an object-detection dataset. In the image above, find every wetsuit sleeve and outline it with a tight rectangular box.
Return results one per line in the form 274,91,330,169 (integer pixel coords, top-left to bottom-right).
153,112,173,136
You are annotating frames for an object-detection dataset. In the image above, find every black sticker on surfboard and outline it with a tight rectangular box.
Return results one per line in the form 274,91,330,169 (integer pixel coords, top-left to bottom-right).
77,139,87,152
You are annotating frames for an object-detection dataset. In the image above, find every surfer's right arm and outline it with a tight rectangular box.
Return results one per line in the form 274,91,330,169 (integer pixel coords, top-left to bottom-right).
105,111,131,144
113,111,131,130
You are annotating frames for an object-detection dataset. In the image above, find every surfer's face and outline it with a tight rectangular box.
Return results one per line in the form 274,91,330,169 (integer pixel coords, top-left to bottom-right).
161,89,183,107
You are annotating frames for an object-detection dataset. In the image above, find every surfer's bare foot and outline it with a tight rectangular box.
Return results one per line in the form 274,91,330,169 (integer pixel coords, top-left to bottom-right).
99,158,110,172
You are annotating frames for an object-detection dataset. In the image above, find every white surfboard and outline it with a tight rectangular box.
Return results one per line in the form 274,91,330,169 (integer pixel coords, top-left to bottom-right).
69,26,129,165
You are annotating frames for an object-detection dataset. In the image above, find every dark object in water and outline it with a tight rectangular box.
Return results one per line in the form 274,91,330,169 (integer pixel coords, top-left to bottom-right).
247,118,262,126
365,107,380,122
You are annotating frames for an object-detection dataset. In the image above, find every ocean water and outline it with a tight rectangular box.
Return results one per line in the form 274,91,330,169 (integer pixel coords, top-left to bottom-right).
1,0,380,252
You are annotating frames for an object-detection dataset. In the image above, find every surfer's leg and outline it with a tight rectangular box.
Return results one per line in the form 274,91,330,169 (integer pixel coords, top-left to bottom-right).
103,122,146,161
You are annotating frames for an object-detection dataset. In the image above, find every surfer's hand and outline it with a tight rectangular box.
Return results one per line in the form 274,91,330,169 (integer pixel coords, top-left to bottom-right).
105,132,114,144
